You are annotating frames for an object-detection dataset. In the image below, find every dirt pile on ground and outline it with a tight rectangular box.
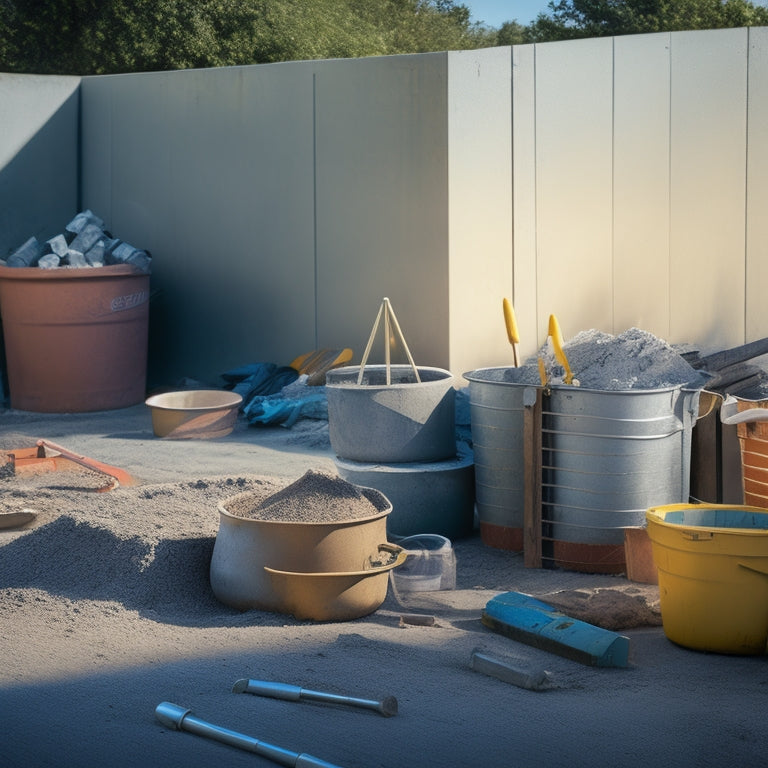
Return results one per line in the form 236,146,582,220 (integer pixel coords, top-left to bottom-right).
539,586,662,630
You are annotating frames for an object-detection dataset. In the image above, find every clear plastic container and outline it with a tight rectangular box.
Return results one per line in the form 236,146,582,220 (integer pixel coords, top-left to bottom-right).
391,534,456,592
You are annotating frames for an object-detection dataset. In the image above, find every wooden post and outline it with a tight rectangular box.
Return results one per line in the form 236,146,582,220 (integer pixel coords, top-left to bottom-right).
523,386,542,568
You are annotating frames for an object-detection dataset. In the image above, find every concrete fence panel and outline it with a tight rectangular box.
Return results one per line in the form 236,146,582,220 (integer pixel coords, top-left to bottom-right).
2,27,768,393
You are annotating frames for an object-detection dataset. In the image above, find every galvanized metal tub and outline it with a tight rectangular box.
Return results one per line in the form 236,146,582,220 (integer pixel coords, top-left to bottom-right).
463,367,539,551
542,384,701,573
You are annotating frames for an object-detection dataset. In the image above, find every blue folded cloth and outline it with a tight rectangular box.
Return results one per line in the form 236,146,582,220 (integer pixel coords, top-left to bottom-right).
222,363,299,403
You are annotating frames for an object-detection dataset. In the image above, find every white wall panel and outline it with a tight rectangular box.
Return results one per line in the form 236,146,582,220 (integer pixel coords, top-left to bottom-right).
613,33,671,339
82,64,317,386
535,37,614,344
79,76,113,225
746,26,768,343
0,74,80,256
511,44,538,360
448,47,513,375
143,64,316,374
314,54,450,369
669,29,748,351
5,26,768,392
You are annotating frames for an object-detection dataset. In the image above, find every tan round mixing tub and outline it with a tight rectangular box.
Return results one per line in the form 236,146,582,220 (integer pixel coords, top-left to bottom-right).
209,485,394,614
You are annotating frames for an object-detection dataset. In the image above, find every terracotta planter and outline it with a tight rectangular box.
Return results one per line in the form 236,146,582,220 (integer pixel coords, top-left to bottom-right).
0,264,149,412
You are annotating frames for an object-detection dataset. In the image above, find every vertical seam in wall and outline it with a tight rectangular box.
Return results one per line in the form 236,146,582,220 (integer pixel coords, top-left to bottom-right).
533,43,538,337
611,37,616,332
109,84,115,227
510,47,515,302
667,33,673,341
744,27,751,342
313,71,319,349
76,79,83,211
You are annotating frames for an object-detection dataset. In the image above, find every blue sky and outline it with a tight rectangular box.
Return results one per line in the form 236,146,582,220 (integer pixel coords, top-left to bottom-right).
462,0,554,27
463,0,768,27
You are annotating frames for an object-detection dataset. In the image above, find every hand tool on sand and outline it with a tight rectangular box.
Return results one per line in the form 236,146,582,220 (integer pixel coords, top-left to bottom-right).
36,439,135,490
155,702,344,768
502,298,521,367
4,440,135,491
232,679,398,717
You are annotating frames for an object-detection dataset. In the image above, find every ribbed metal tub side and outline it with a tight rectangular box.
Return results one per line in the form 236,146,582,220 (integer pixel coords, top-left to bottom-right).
542,385,700,572
464,367,539,551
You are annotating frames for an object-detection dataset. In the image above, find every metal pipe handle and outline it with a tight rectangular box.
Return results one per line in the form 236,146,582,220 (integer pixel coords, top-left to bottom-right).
232,678,398,717
155,701,345,768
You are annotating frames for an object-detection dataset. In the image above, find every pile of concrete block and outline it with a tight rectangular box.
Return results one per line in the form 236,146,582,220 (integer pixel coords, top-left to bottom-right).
3,210,151,272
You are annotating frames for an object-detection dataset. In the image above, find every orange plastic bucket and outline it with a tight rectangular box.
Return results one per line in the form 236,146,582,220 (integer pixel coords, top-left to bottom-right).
0,264,149,412
720,394,768,507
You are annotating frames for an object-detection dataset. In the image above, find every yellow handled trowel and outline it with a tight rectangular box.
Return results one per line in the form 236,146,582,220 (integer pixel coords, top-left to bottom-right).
502,298,521,367
547,314,578,385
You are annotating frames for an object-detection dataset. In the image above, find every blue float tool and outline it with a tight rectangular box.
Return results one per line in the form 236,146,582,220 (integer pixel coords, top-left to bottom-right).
482,591,630,668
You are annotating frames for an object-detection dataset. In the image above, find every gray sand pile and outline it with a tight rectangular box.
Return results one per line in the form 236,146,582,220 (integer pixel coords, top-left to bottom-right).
225,469,382,523
509,327,701,390
558,328,701,389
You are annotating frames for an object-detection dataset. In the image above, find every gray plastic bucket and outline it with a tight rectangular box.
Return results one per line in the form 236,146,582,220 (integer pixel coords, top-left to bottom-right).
464,367,539,550
542,384,701,572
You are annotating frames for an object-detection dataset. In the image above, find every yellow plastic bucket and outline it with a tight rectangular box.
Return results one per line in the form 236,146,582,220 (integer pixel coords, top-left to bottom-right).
646,503,768,654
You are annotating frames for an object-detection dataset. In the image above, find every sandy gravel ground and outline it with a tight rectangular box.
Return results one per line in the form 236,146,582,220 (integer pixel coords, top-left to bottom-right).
1,404,767,768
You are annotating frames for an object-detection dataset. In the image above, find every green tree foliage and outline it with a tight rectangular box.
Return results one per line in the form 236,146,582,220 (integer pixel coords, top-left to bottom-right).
2,0,767,74
525,0,768,42
0,0,495,75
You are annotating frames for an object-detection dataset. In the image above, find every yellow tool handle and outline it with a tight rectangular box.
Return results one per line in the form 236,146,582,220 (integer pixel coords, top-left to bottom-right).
537,357,547,386
547,315,574,385
503,298,521,367
502,298,519,344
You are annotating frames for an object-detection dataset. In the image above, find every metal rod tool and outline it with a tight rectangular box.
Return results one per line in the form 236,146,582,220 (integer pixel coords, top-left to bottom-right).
232,679,398,717
155,701,345,768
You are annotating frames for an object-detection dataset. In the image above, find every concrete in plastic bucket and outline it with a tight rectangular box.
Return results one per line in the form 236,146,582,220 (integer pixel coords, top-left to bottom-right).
333,446,475,539
646,503,768,654
463,367,537,551
542,384,700,573
325,365,456,463
209,486,393,613
0,264,149,412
